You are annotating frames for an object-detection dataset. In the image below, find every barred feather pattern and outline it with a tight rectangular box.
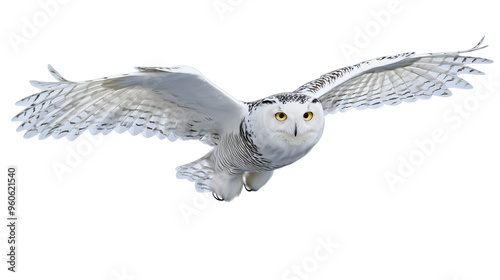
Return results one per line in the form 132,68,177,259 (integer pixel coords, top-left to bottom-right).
213,121,273,173
294,37,493,114
176,119,274,192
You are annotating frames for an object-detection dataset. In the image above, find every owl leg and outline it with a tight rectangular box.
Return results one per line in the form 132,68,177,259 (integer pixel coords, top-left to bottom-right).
243,171,274,192
209,172,244,202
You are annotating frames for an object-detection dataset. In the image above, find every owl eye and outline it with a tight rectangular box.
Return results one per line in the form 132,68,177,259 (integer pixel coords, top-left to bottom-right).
275,112,287,121
303,112,313,121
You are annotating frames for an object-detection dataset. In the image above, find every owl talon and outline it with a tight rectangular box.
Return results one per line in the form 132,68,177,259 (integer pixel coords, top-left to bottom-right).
244,183,254,192
212,192,225,201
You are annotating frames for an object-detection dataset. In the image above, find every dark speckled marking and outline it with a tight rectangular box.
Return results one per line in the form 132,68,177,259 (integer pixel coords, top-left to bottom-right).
245,93,314,113
274,93,311,104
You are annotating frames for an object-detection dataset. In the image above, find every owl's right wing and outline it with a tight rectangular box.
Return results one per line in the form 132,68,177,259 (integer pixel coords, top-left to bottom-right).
13,65,247,146
294,38,492,114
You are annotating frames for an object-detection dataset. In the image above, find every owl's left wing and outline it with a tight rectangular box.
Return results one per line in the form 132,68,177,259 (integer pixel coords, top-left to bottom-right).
294,38,492,114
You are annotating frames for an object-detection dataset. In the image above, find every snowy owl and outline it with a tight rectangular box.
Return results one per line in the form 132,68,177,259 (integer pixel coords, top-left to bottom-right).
13,38,492,201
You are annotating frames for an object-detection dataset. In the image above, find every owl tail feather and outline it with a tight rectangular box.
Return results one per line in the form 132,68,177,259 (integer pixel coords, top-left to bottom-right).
175,151,246,201
175,151,215,193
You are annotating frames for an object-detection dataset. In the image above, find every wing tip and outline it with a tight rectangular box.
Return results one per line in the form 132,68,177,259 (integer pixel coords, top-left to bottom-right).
47,64,70,82
14,99,27,106
473,36,487,50
483,58,494,64
459,36,489,54
12,115,22,122
29,80,46,89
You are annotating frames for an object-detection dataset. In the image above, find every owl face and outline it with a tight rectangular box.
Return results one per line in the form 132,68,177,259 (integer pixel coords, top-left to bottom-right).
251,94,325,148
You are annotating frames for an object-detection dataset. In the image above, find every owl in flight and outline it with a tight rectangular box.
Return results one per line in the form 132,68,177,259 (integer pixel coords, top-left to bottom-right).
13,38,492,201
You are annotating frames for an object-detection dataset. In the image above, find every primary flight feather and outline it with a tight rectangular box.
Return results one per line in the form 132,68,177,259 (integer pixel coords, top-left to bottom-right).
13,38,492,201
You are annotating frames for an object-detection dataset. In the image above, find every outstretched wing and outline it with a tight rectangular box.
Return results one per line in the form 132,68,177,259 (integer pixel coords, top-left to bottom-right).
294,38,493,114
13,65,247,146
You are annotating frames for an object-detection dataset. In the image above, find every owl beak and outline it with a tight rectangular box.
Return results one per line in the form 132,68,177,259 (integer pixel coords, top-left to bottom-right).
294,124,298,137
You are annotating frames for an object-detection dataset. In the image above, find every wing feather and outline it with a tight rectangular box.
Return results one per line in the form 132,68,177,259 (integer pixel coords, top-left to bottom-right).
13,65,246,145
294,38,492,114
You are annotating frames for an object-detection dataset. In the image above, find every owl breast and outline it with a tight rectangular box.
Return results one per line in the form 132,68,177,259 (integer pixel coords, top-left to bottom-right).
213,121,320,175
255,135,318,169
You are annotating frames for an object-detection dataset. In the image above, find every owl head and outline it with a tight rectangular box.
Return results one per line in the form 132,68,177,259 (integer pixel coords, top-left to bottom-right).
249,93,325,149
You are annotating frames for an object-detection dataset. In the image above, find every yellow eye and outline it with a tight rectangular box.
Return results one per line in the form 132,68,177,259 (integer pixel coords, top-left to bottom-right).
275,112,287,121
303,112,313,121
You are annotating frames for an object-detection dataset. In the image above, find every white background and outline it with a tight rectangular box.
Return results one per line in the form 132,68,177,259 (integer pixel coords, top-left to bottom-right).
1,0,499,279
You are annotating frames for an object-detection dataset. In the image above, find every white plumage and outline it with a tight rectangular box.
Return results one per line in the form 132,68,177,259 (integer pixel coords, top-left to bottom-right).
13,38,492,201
